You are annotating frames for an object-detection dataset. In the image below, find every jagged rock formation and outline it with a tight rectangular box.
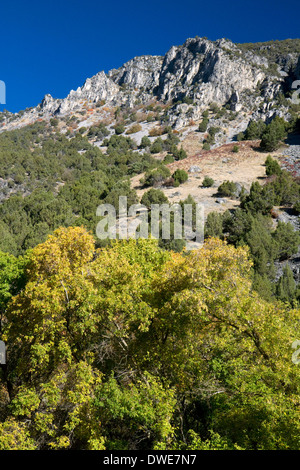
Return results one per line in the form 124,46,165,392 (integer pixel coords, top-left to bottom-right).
157,38,264,103
39,71,120,115
108,55,163,91
1,36,300,131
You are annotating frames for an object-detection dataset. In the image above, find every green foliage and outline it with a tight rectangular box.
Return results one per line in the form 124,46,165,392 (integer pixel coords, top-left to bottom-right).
0,251,27,326
0,101,299,451
265,155,282,176
0,229,299,450
205,212,223,238
150,139,163,154
139,136,151,149
114,124,125,135
217,180,238,198
87,123,109,140
182,96,194,105
0,419,37,450
141,189,169,209
209,102,219,113
202,176,214,188
241,181,275,215
245,215,278,278
276,264,297,304
94,374,176,449
238,38,300,65
163,154,175,164
241,172,300,217
50,118,58,127
0,124,159,255
198,118,209,132
172,169,188,186
293,201,300,214
141,165,171,187
243,119,266,140
260,117,287,151
104,180,139,213
211,166,300,303
273,221,300,261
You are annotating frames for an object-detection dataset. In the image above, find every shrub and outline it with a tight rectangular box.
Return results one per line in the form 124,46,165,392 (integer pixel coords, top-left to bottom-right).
198,118,209,132
244,120,266,140
205,212,223,238
293,201,300,214
241,181,275,214
208,126,221,137
163,154,175,164
182,96,194,105
265,155,282,176
141,166,171,187
50,118,58,127
149,126,167,137
260,117,287,151
232,145,239,153
209,102,219,113
141,188,169,209
150,139,164,154
202,142,211,151
273,221,300,260
114,124,125,135
139,136,151,149
276,264,297,303
126,123,142,134
202,176,214,188
172,169,188,186
218,181,238,198
172,146,187,160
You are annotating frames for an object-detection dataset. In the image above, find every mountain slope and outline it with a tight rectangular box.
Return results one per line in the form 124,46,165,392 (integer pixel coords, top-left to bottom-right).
1,36,300,135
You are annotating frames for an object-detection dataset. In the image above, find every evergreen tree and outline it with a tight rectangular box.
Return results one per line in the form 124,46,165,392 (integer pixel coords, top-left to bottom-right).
276,264,296,303
260,117,287,151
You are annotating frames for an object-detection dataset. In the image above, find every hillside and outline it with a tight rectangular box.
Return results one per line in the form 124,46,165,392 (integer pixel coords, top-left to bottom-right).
0,35,300,452
0,36,299,295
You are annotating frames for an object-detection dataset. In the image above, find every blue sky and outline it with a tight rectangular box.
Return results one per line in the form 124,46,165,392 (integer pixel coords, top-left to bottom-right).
1,0,300,113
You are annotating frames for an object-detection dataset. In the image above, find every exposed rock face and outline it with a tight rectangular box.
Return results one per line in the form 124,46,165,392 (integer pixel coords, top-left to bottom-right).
33,36,283,121
39,94,61,114
108,55,163,91
61,71,120,110
39,71,120,115
156,37,265,106
2,36,300,131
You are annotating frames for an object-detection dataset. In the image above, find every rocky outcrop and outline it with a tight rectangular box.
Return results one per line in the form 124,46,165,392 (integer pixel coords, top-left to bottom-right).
39,71,120,115
33,37,273,120
2,36,300,131
39,94,61,114
108,55,163,91
156,37,265,107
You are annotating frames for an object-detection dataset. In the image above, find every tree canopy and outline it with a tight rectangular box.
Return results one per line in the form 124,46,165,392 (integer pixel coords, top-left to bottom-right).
0,227,299,450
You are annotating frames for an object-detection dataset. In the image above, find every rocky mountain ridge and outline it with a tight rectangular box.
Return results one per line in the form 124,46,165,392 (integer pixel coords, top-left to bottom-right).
1,36,300,135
